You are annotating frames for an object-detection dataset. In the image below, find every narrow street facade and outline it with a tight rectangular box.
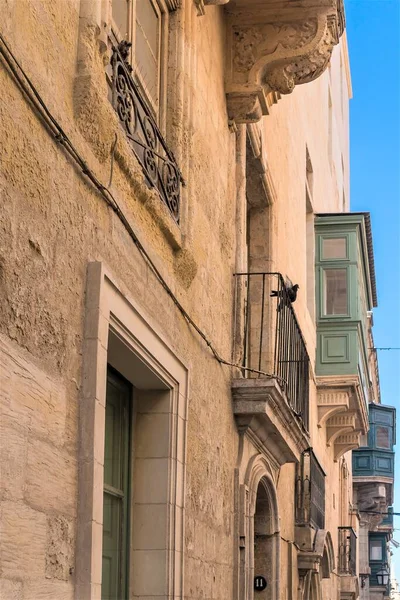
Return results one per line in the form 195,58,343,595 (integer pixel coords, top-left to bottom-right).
0,1,394,599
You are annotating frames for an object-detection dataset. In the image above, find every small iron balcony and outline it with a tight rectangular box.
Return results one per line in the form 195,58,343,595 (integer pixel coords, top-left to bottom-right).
295,449,325,530
110,41,183,223
338,527,357,576
234,272,310,431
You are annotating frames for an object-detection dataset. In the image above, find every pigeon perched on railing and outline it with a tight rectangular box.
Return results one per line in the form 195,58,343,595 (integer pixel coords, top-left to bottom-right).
270,283,299,312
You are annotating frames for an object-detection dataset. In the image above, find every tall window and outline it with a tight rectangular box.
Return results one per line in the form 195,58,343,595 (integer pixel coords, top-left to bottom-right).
102,368,132,600
111,0,165,116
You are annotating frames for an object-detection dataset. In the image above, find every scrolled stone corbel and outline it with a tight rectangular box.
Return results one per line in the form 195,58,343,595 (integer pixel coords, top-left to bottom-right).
225,0,345,123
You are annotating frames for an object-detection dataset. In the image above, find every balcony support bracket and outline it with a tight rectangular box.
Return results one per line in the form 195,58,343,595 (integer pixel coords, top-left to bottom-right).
225,0,345,123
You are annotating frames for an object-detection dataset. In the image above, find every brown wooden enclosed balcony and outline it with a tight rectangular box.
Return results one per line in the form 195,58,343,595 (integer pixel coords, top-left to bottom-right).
232,273,310,464
338,527,359,599
296,449,326,530
339,527,357,576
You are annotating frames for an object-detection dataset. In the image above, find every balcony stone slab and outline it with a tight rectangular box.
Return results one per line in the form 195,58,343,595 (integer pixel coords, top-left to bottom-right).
340,574,359,600
224,0,345,123
232,378,309,465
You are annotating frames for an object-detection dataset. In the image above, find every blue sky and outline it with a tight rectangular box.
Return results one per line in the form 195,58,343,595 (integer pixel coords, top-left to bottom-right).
346,0,400,576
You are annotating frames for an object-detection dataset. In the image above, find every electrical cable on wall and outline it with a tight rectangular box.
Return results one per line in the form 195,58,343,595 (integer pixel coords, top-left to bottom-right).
0,33,291,390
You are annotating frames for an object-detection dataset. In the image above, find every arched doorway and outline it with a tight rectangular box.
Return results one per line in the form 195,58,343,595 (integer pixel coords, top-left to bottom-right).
251,476,280,600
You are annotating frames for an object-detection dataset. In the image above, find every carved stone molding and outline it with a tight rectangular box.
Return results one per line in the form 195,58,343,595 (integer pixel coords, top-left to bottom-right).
225,0,345,123
232,378,310,465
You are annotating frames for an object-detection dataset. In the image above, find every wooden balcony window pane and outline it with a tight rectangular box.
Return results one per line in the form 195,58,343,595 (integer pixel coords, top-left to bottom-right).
376,426,390,449
324,269,348,315
322,237,347,259
370,540,382,561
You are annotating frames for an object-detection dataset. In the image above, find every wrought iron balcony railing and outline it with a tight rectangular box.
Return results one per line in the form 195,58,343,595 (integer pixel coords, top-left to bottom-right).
234,272,310,430
338,527,357,576
110,41,183,223
295,449,325,529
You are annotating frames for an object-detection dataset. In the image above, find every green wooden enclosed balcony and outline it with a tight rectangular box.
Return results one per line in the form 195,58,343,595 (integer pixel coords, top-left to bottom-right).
315,213,376,387
353,404,395,480
314,213,378,446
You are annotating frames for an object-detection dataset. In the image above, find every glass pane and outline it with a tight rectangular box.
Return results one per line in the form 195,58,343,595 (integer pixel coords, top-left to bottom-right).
324,269,348,315
112,0,130,39
135,0,159,106
322,237,347,259
370,540,382,561
104,380,123,490
136,0,159,57
102,492,122,600
376,426,390,449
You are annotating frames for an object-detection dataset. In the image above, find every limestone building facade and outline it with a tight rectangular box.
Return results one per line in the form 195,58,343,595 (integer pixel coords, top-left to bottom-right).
0,0,387,599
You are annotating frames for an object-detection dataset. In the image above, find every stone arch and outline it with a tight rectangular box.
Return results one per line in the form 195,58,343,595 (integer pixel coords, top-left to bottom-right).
323,531,335,576
314,529,336,578
241,454,280,600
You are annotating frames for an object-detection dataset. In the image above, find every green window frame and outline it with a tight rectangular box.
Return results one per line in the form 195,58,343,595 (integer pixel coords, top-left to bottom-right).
102,367,132,600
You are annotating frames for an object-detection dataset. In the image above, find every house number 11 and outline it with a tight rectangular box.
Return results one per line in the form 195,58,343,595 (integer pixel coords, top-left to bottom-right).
254,576,267,591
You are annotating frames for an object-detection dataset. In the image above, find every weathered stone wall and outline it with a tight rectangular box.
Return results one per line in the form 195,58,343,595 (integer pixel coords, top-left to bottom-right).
0,1,353,599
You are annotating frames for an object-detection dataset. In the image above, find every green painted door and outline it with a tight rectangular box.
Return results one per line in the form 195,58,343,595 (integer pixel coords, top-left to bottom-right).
102,368,131,600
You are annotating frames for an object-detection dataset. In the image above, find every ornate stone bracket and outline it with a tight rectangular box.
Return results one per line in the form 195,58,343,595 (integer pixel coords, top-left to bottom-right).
225,0,345,123
317,390,350,428
316,375,369,459
334,432,361,462
326,413,356,446
354,480,393,530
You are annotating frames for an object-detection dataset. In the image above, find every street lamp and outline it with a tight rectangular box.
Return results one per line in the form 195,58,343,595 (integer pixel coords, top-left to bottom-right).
376,565,390,587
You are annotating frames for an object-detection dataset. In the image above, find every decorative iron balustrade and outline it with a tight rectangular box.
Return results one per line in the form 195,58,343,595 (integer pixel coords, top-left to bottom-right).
338,527,357,575
110,41,183,223
295,449,325,529
234,272,310,430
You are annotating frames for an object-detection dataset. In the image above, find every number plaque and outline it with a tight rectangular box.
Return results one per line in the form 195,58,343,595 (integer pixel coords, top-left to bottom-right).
254,576,267,591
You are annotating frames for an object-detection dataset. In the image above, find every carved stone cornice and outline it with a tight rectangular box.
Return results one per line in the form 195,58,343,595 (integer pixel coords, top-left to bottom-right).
232,378,310,465
225,0,345,123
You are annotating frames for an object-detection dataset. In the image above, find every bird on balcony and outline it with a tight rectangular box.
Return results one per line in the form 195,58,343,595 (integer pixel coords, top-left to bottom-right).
270,283,299,312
